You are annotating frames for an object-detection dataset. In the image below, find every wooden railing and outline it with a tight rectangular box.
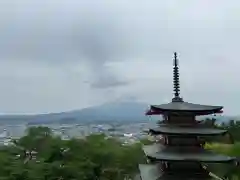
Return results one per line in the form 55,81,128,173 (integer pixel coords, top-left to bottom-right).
202,164,225,180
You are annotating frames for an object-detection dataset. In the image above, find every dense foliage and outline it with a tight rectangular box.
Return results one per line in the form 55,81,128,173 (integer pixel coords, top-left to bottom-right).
0,127,145,180
0,118,239,179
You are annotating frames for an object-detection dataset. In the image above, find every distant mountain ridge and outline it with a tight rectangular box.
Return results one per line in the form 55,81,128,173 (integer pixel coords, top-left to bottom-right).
0,101,152,124
0,101,238,124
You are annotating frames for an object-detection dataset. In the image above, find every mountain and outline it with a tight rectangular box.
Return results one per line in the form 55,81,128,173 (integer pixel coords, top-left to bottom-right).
0,101,151,124
0,101,238,125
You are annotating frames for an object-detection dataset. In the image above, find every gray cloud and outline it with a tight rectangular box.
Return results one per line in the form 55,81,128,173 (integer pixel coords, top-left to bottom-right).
88,64,130,89
0,0,239,113
0,4,131,88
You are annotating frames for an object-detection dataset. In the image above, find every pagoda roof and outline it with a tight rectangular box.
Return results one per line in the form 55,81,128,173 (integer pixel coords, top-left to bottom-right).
143,144,235,163
149,124,227,136
148,101,223,115
139,164,211,180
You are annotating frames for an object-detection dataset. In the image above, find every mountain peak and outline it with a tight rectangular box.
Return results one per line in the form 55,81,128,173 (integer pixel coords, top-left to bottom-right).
25,101,150,124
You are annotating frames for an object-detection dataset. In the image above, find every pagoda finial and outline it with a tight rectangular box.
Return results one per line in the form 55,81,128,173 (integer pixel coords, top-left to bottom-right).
172,52,183,102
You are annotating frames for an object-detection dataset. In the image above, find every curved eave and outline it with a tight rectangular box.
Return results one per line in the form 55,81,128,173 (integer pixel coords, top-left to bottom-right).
139,164,211,180
147,155,234,163
143,144,235,163
149,125,227,136
146,102,223,116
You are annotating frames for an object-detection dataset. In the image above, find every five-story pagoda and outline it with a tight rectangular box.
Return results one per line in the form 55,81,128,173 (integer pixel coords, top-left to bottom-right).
139,52,236,180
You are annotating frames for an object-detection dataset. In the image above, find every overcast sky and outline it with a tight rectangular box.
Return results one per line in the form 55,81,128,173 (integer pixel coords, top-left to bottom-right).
0,0,239,114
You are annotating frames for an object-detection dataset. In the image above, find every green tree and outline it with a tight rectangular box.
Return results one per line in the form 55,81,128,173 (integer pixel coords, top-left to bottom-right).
0,127,144,180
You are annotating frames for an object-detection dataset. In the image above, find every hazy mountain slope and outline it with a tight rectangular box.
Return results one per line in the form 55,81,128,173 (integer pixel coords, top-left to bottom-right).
0,101,237,124
0,101,151,124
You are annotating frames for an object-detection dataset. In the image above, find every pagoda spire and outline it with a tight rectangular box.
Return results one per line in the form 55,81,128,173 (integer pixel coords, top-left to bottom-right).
139,53,235,180
172,52,183,102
